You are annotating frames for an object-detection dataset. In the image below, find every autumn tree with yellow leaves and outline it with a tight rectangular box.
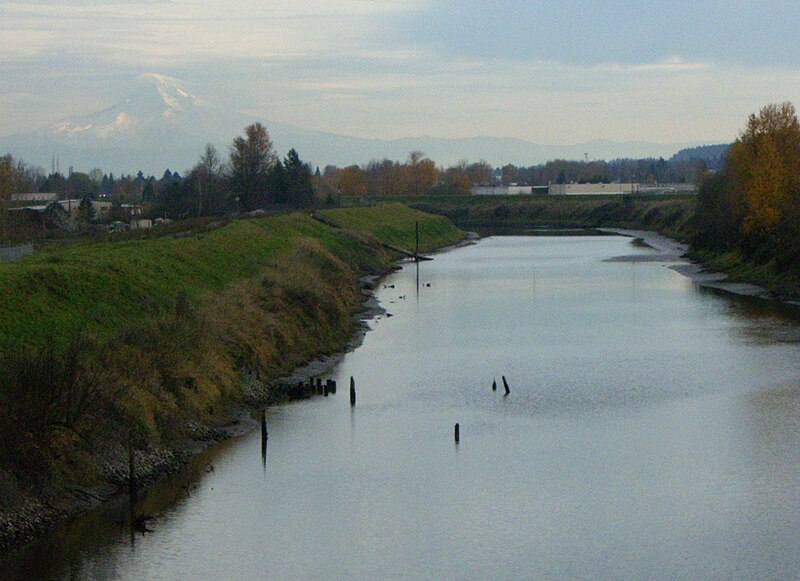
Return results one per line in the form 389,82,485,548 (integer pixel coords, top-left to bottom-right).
728,102,800,241
696,102,800,265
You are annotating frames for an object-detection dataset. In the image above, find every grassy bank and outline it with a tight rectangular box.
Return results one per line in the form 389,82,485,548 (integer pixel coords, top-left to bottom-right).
360,194,696,241
690,249,800,299
0,203,463,538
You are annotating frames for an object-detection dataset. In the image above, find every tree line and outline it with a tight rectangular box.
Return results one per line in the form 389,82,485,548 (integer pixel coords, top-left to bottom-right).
320,153,708,199
0,123,317,221
318,155,494,199
695,102,800,270
2,120,716,227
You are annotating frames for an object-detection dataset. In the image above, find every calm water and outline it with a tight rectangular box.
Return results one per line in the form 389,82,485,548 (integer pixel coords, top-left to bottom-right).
6,235,800,580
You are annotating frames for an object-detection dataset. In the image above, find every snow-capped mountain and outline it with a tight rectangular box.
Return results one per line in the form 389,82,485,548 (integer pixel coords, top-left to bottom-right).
0,74,711,175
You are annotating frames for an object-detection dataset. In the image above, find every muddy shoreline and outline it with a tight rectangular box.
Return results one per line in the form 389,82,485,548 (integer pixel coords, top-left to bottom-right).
600,228,794,303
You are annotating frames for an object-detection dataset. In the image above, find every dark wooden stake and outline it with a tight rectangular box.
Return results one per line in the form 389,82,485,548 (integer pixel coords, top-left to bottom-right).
261,410,268,465
454,423,460,443
415,221,419,261
350,376,356,407
502,375,510,396
492,379,497,391
128,434,137,502
128,432,137,530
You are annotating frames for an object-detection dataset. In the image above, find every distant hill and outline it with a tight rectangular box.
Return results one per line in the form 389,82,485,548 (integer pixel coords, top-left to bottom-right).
0,73,719,175
671,143,730,169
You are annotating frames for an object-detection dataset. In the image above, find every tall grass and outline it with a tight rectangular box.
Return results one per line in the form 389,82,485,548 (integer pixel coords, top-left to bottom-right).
0,205,463,498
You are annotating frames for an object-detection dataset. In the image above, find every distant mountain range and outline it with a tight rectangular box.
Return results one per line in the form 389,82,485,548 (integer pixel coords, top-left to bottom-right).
670,143,731,166
0,73,724,176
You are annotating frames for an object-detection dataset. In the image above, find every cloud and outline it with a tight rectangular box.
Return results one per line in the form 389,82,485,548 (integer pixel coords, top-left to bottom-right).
1,0,800,146
596,57,711,73
389,0,800,69
0,0,426,64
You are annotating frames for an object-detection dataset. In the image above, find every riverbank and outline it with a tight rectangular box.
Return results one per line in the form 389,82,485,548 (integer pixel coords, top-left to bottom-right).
359,193,696,241
604,228,788,303
373,193,800,301
0,203,464,552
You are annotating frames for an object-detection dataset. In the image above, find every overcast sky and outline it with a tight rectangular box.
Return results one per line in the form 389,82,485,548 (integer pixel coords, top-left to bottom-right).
2,0,799,143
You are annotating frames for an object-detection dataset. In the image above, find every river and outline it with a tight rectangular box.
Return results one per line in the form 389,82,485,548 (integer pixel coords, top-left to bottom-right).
5,235,800,580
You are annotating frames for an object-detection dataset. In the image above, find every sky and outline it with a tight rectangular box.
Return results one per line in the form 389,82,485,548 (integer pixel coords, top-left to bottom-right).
2,0,800,144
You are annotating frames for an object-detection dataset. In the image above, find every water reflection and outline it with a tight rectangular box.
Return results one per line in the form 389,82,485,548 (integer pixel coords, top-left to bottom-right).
697,285,800,345
738,384,800,474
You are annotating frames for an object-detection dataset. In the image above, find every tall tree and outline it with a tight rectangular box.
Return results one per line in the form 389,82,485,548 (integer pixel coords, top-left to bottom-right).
282,149,315,207
229,123,276,210
335,165,367,198
0,157,12,240
405,151,437,196
727,102,800,246
191,143,226,216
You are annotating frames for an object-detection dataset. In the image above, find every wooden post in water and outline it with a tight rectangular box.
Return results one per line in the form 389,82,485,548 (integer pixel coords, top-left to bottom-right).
415,221,419,261
454,423,460,444
502,376,510,396
128,431,137,529
350,376,356,407
128,434,137,501
492,379,497,391
261,410,268,464
329,379,336,394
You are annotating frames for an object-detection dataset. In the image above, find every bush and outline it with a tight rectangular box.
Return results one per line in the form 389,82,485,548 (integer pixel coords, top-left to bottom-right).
0,337,101,481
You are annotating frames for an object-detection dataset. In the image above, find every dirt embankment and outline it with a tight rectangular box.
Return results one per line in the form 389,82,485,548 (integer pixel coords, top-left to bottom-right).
0,203,464,552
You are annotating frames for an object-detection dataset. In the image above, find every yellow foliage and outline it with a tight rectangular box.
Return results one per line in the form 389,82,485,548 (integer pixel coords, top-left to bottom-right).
335,165,367,197
728,102,800,237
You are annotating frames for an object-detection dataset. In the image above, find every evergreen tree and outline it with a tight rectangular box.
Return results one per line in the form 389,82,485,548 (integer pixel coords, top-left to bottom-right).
229,123,276,210
283,149,315,208
77,196,96,223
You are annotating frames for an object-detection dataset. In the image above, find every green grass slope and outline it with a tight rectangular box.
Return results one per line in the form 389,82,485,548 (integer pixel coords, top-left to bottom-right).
0,204,463,514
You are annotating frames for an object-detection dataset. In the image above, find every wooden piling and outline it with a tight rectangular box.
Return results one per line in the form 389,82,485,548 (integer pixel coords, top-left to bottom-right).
492,379,497,391
350,376,356,407
454,423,460,443
502,375,510,396
261,410,268,441
128,434,137,502
415,221,419,261
128,432,137,530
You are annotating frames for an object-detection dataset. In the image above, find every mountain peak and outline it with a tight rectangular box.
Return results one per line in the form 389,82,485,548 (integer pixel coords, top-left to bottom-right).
133,73,201,117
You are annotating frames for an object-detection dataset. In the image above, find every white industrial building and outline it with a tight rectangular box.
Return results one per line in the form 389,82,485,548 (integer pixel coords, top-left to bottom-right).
472,185,535,196
547,183,640,195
